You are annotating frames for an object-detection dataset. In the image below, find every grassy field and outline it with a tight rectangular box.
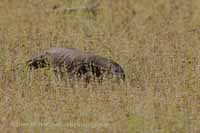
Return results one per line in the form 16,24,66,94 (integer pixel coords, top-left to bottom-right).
0,0,200,132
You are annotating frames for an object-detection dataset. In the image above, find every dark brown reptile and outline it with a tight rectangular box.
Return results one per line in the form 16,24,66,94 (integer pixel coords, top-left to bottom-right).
26,48,125,82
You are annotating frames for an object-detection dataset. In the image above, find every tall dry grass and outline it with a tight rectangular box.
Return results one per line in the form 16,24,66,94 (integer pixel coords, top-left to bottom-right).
0,0,199,132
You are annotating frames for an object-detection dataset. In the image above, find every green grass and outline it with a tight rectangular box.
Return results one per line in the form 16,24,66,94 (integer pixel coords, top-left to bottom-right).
0,0,199,132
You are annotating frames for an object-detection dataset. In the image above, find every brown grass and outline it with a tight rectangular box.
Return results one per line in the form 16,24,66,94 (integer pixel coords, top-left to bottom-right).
0,0,199,132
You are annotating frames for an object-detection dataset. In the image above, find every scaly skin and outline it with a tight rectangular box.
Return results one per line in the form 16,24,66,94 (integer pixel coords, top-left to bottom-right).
26,48,125,82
